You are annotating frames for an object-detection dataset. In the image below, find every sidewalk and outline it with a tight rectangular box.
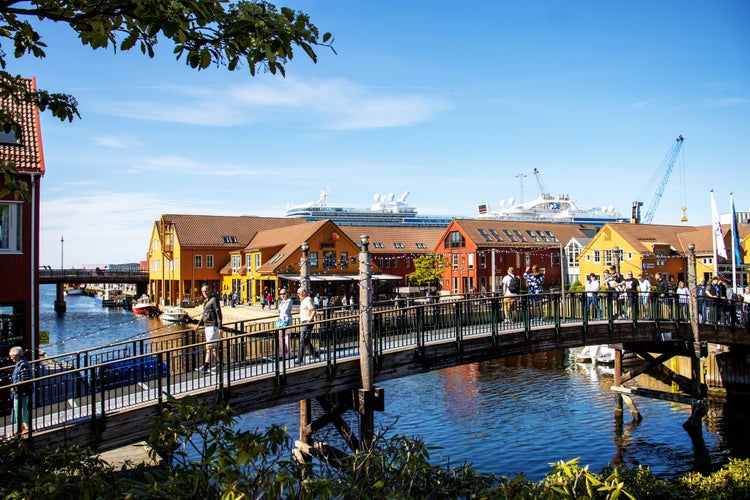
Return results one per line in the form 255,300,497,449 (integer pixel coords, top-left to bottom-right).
185,303,285,324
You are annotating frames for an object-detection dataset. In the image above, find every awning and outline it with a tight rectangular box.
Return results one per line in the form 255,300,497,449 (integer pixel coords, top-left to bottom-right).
372,274,402,281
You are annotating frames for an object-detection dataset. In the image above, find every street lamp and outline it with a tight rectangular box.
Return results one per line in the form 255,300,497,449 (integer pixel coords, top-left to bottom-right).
300,241,310,293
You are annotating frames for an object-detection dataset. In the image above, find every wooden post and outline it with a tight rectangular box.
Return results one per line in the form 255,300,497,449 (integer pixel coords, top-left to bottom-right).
614,348,623,415
358,235,375,448
298,241,313,448
687,243,702,397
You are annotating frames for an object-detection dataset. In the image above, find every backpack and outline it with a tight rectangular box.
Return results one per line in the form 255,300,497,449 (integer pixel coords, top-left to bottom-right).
508,275,521,294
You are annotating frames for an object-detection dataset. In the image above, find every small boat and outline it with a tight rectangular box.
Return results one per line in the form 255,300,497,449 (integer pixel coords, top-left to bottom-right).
65,285,84,295
577,345,615,365
160,306,189,323
132,295,159,315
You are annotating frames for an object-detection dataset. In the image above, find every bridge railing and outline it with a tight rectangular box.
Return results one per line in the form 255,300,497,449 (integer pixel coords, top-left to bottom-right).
1,291,747,436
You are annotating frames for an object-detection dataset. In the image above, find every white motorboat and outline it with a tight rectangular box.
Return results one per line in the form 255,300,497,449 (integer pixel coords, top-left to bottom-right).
160,306,189,323
577,345,616,365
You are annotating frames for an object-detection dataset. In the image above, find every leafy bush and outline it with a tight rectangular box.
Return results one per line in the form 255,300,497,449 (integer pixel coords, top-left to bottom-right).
1,396,749,499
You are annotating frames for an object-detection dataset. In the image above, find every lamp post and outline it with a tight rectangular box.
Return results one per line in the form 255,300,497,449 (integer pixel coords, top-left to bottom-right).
300,241,310,293
358,234,375,448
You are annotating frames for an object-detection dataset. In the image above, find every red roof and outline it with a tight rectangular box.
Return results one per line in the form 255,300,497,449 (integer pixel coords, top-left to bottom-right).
0,77,45,174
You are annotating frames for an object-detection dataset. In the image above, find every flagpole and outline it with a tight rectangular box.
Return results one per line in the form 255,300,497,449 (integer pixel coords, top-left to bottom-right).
710,189,727,278
731,192,737,292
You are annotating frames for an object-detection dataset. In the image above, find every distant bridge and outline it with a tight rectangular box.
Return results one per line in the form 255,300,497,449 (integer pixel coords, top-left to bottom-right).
38,267,149,285
4,293,748,455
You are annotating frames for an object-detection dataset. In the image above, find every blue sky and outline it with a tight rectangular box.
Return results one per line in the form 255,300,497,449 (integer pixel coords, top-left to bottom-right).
10,1,749,268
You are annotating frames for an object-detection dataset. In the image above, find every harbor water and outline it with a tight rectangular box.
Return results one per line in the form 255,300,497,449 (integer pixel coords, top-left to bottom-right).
40,285,750,481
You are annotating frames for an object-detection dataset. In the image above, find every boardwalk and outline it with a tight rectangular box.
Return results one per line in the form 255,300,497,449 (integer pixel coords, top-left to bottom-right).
3,292,748,453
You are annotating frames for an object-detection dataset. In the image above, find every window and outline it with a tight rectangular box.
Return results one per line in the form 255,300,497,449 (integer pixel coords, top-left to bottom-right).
452,254,458,269
404,257,411,268
222,235,237,243
627,252,633,260
254,254,261,270
478,229,492,242
392,257,398,269
479,252,487,269
195,255,202,268
372,242,385,249
393,242,404,249
446,231,465,248
526,230,540,242
488,229,503,242
206,255,214,269
0,202,22,252
231,254,241,273
246,254,252,272
0,128,22,145
502,229,517,242
513,230,527,242
323,251,336,268
702,257,713,266
536,230,548,242
546,231,559,243
340,252,349,269
268,253,283,264
604,250,613,266
468,253,475,269
310,252,319,268
415,242,426,249
0,303,25,346
594,250,600,263
568,246,580,267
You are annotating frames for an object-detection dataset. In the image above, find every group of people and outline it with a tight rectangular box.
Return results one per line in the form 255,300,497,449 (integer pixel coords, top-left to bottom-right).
501,265,546,322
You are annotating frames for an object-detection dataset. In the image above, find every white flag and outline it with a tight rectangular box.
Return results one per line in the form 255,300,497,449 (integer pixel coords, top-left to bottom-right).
711,190,728,260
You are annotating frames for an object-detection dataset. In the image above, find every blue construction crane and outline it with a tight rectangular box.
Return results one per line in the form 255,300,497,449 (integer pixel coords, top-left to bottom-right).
631,135,686,224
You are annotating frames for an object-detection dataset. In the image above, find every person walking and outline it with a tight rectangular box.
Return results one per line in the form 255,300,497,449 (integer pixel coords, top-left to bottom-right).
502,267,520,322
639,273,652,319
585,273,602,319
9,346,32,435
676,280,690,319
194,285,222,372
276,288,294,359
296,287,319,365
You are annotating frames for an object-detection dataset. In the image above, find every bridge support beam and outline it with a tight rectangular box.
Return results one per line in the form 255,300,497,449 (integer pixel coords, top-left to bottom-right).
54,283,66,314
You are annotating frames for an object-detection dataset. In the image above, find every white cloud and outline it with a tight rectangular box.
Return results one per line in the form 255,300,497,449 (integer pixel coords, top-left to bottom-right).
97,77,450,130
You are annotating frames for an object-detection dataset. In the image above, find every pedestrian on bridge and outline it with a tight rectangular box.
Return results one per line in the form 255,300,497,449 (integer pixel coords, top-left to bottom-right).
194,285,223,372
585,273,602,319
296,287,319,365
502,267,519,322
9,346,32,435
276,289,294,359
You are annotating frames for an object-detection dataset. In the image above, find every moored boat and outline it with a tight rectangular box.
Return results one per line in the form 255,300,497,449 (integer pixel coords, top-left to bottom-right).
132,295,159,315
160,306,189,323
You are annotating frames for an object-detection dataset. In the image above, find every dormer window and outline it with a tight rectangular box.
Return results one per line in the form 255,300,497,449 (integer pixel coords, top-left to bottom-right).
222,235,237,243
0,128,22,146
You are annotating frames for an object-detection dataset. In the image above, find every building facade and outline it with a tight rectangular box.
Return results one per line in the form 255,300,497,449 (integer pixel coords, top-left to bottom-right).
0,77,45,359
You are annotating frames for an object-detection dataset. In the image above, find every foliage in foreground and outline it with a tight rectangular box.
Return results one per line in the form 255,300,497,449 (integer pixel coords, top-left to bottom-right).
1,395,749,499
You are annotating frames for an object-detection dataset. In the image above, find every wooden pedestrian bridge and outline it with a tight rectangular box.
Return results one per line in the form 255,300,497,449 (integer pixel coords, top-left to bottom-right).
3,292,749,455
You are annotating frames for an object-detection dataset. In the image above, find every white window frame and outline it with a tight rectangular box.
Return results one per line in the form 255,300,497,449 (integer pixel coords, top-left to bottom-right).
195,255,202,269
0,202,22,253
206,254,215,269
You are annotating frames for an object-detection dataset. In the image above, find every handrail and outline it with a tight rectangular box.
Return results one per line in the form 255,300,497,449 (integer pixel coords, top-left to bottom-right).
1,291,746,437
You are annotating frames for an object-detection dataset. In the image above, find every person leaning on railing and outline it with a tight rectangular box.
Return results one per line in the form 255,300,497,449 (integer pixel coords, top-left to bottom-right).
9,346,32,435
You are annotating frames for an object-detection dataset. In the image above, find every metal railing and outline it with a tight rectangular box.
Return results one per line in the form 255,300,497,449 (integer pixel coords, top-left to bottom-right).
2,291,748,437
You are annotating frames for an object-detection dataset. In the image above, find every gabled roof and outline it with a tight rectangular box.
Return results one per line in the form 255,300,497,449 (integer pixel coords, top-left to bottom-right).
601,223,700,255
0,77,45,174
450,219,598,249
158,214,305,249
252,220,332,273
339,226,445,254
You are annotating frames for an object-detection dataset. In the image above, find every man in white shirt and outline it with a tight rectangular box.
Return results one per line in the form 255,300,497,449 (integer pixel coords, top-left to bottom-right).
585,273,602,319
502,267,519,322
296,287,319,364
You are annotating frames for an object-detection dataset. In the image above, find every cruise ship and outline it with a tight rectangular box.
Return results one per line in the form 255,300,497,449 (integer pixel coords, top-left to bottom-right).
477,194,627,226
284,191,453,227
